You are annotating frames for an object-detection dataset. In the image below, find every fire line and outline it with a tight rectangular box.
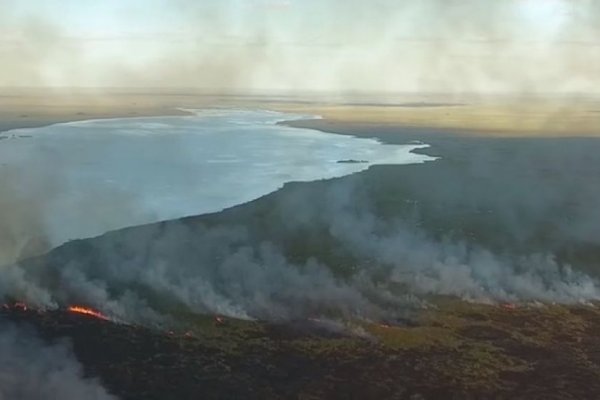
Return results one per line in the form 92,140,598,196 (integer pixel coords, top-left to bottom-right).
68,305,110,320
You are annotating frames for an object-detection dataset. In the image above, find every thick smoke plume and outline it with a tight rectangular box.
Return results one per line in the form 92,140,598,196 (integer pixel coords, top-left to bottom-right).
0,321,117,400
0,1,598,325
2,135,599,325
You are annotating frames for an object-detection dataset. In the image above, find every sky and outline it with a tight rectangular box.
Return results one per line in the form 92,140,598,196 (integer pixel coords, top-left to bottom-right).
0,0,599,94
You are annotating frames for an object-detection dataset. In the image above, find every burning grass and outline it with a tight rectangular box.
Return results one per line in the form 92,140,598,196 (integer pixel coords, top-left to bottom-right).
4,299,600,398
67,305,110,321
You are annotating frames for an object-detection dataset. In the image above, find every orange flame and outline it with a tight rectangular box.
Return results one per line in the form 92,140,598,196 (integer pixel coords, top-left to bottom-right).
68,306,109,320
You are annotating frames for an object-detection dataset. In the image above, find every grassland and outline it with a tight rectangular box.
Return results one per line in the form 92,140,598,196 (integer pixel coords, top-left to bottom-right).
272,97,600,137
6,301,600,399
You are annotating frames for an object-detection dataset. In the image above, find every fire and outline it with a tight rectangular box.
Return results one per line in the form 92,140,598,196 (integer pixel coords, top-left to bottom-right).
68,306,110,320
1,302,111,321
500,303,517,311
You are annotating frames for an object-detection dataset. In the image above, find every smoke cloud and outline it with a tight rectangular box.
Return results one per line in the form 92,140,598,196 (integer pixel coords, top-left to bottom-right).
0,0,598,325
0,165,53,266
0,147,156,267
0,321,117,400
0,0,599,94
3,134,600,325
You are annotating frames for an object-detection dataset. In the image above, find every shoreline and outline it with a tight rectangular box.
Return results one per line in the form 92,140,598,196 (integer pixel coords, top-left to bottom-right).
269,99,600,138
0,91,228,135
3,90,598,138
0,108,190,135
0,108,433,266
280,117,600,142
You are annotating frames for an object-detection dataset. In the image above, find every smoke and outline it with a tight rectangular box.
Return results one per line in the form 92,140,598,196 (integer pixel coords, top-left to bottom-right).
4,206,595,325
0,165,55,266
0,321,117,400
0,0,599,94
3,134,600,325
0,137,158,267
3,224,393,323
0,0,598,324
0,111,598,325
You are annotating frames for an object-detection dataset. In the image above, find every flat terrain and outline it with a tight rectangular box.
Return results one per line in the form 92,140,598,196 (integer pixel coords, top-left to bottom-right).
0,89,194,133
5,301,600,400
2,89,599,137
2,90,600,399
272,96,600,137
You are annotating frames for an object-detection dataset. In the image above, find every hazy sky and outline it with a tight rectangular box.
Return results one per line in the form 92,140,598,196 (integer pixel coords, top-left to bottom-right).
0,0,599,93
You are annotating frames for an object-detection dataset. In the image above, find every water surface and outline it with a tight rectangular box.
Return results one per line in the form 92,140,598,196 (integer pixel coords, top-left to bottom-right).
0,109,435,247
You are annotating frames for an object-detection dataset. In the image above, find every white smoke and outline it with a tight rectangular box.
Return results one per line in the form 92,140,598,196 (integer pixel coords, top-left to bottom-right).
2,174,598,326
1,120,599,324
0,321,117,400
0,0,599,94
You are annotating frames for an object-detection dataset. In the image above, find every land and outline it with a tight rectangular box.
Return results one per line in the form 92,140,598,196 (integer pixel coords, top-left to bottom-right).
0,89,195,133
272,96,600,137
1,89,599,137
2,90,600,399
4,300,600,400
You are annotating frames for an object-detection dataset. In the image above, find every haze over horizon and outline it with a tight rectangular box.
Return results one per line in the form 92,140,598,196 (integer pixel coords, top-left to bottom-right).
1,0,599,95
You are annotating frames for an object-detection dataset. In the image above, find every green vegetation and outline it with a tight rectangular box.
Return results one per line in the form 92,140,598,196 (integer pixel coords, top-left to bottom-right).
122,300,600,398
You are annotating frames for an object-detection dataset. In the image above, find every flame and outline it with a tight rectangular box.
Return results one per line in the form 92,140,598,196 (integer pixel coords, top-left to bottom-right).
500,303,517,311
215,316,224,324
68,306,109,320
2,302,111,320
